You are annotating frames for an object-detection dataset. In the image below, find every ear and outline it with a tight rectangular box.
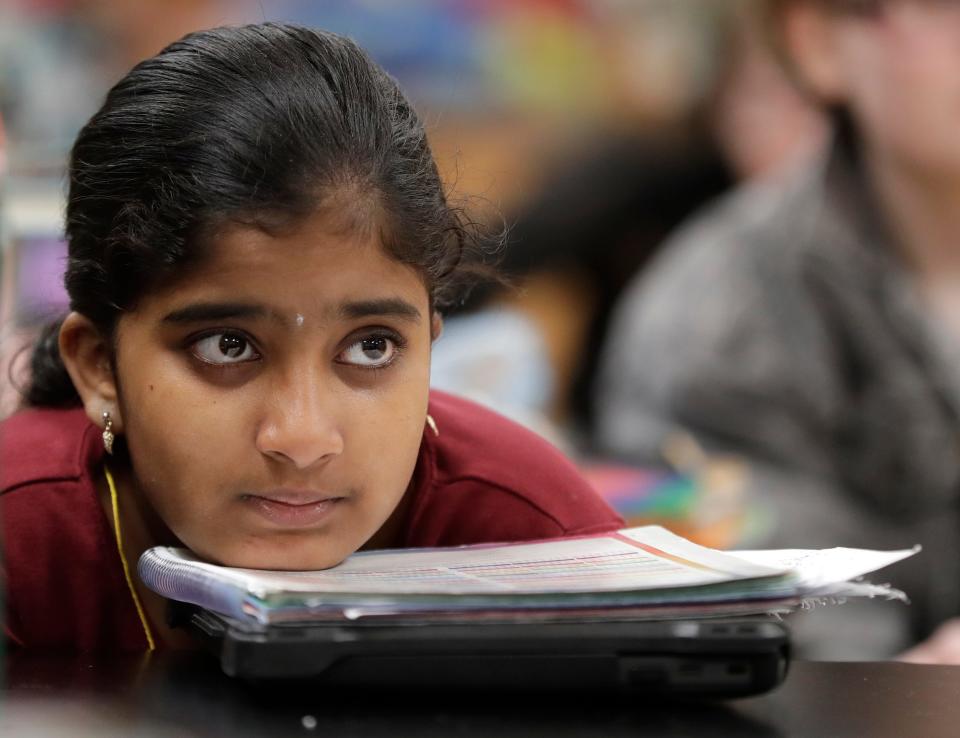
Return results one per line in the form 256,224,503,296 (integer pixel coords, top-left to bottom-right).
430,312,443,343
779,1,850,104
58,312,124,434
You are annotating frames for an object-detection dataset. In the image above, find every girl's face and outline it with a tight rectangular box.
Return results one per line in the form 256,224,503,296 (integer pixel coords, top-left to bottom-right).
112,209,434,570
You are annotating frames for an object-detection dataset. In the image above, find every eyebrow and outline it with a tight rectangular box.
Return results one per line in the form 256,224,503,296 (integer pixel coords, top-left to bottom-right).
338,298,422,324
161,298,422,326
162,302,275,325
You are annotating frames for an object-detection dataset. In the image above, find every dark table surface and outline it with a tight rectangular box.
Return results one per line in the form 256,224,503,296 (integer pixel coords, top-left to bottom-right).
4,652,960,737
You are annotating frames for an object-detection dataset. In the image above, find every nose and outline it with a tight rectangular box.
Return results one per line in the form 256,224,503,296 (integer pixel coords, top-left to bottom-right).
255,375,345,470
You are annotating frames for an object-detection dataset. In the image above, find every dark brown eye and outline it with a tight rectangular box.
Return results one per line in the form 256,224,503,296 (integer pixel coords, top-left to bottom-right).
219,333,247,358
338,335,397,368
191,332,259,364
360,337,387,360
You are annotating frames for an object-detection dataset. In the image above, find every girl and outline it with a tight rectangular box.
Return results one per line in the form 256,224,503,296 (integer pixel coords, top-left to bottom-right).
1,23,623,651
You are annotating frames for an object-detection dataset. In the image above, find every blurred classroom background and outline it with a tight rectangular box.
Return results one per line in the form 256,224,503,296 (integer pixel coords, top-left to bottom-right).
0,0,827,550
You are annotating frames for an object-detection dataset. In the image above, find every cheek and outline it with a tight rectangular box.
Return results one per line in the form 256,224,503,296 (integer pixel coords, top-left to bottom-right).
341,350,432,518
125,372,244,462
120,369,253,522
355,376,430,487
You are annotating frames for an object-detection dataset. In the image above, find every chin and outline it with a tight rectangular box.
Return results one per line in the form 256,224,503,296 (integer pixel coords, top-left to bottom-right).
209,542,353,572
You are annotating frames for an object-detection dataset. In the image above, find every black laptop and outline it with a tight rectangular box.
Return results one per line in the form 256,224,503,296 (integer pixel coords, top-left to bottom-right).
178,605,790,698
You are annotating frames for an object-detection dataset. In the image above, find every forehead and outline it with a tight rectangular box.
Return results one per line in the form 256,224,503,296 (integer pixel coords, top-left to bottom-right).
143,210,429,315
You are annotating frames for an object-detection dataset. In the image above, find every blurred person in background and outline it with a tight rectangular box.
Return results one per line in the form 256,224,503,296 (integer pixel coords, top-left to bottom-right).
596,0,960,661
433,0,825,444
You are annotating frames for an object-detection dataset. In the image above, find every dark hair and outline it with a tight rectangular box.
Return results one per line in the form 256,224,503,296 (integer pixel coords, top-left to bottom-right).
27,22,491,407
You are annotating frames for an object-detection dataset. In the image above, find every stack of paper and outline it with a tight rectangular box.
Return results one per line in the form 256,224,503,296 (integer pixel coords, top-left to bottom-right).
138,526,917,626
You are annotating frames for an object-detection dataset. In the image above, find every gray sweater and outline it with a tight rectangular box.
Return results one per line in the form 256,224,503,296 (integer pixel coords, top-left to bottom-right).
596,142,960,653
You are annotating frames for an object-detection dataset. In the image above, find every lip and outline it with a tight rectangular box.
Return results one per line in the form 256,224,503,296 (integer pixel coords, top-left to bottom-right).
242,489,344,528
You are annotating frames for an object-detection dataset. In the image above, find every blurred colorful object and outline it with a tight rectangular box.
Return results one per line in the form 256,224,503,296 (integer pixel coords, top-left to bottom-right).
11,234,68,322
0,176,66,416
580,455,761,551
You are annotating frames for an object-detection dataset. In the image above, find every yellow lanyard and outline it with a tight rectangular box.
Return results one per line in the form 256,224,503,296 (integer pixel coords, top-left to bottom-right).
105,465,156,651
